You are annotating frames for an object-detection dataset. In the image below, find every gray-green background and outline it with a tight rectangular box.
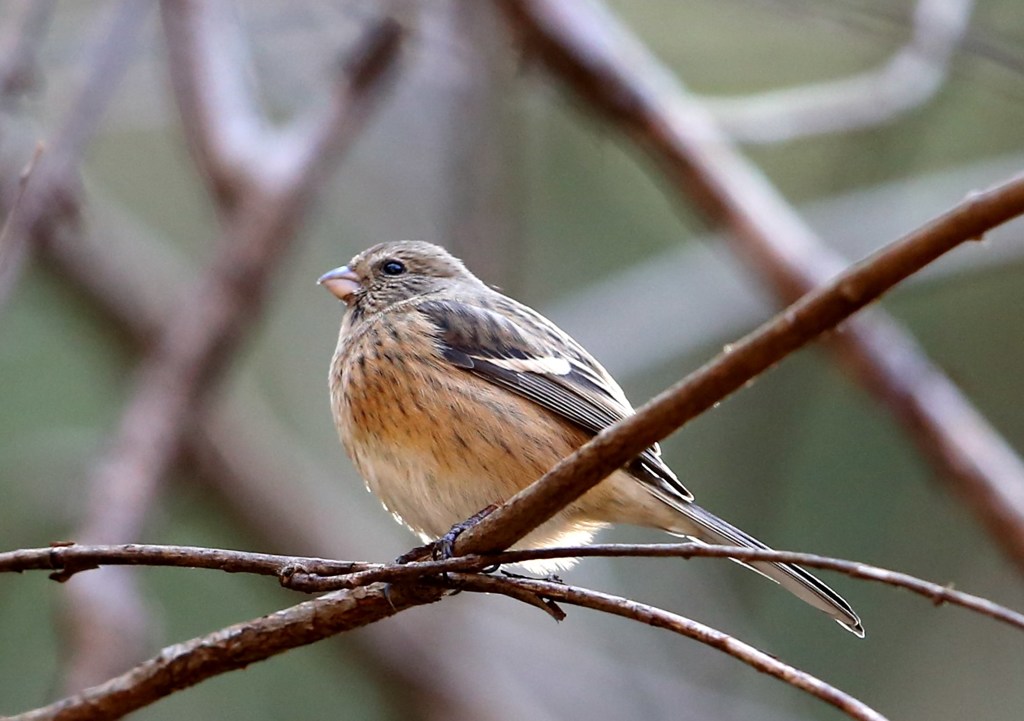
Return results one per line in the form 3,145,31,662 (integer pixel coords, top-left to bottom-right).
2,1,1024,719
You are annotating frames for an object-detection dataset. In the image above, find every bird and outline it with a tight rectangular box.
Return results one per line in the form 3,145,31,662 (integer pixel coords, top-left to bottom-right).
319,240,863,636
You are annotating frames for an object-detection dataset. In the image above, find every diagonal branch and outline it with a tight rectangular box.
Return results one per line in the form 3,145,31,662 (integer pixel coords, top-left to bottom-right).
455,168,1024,557
12,583,444,721
499,0,1024,571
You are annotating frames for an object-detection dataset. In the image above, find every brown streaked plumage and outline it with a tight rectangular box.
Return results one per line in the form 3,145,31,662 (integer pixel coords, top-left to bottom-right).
321,240,863,636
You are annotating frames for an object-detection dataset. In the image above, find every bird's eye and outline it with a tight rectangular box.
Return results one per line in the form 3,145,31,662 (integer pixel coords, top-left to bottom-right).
381,259,406,276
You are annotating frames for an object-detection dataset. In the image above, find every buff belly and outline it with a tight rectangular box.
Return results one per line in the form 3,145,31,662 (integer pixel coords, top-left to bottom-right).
329,313,680,564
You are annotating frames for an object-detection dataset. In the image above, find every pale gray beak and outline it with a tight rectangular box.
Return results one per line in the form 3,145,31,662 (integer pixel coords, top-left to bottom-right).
318,265,362,304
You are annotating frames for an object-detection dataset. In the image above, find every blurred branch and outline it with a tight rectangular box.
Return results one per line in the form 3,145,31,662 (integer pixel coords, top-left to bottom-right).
439,1,523,288
161,0,403,206
499,0,1024,572
549,152,1024,379
60,11,402,691
0,141,43,270
0,0,146,312
160,0,268,207
449,574,884,721
705,0,974,143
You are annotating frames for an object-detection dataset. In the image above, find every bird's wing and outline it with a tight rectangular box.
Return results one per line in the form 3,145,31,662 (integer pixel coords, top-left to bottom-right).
416,297,693,503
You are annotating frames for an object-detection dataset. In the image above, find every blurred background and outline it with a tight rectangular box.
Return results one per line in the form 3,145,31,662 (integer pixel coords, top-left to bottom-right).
2,1,1024,719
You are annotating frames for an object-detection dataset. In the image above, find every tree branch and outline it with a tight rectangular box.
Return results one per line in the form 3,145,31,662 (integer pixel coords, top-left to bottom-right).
499,0,1024,571
11,583,444,721
454,168,1024,557
448,573,886,721
21,535,1023,720
7,541,1021,632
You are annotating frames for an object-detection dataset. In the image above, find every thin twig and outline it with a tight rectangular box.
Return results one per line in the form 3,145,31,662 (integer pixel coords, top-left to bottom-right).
0,543,374,580
448,573,887,721
275,547,1024,633
500,0,1024,572
6,541,1021,632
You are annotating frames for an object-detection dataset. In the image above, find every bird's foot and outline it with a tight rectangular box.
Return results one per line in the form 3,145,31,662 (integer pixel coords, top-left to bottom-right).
436,503,499,560
393,503,499,565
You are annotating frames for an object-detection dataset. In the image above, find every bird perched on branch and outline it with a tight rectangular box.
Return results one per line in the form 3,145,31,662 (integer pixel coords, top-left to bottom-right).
320,240,862,636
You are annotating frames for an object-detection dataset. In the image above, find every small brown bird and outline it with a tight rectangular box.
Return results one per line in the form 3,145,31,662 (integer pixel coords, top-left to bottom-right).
320,240,863,636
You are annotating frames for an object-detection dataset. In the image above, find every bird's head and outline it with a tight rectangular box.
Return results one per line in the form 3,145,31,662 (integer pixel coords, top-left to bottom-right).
319,240,483,314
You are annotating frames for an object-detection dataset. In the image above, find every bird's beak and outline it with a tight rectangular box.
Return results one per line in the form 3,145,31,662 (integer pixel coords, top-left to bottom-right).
318,265,362,304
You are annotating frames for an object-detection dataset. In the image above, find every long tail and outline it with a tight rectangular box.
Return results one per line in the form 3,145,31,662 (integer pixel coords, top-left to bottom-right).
668,501,864,636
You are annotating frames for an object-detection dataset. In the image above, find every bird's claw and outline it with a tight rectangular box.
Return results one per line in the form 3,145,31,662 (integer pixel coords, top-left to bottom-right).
433,503,500,561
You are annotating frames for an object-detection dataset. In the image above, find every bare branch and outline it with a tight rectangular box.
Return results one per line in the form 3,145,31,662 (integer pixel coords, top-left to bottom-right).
455,166,1024,557
6,541,1022,632
3,535,1019,719
439,545,1024,633
11,583,444,721
500,0,1024,571
0,543,372,580
449,574,886,721
160,0,404,206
